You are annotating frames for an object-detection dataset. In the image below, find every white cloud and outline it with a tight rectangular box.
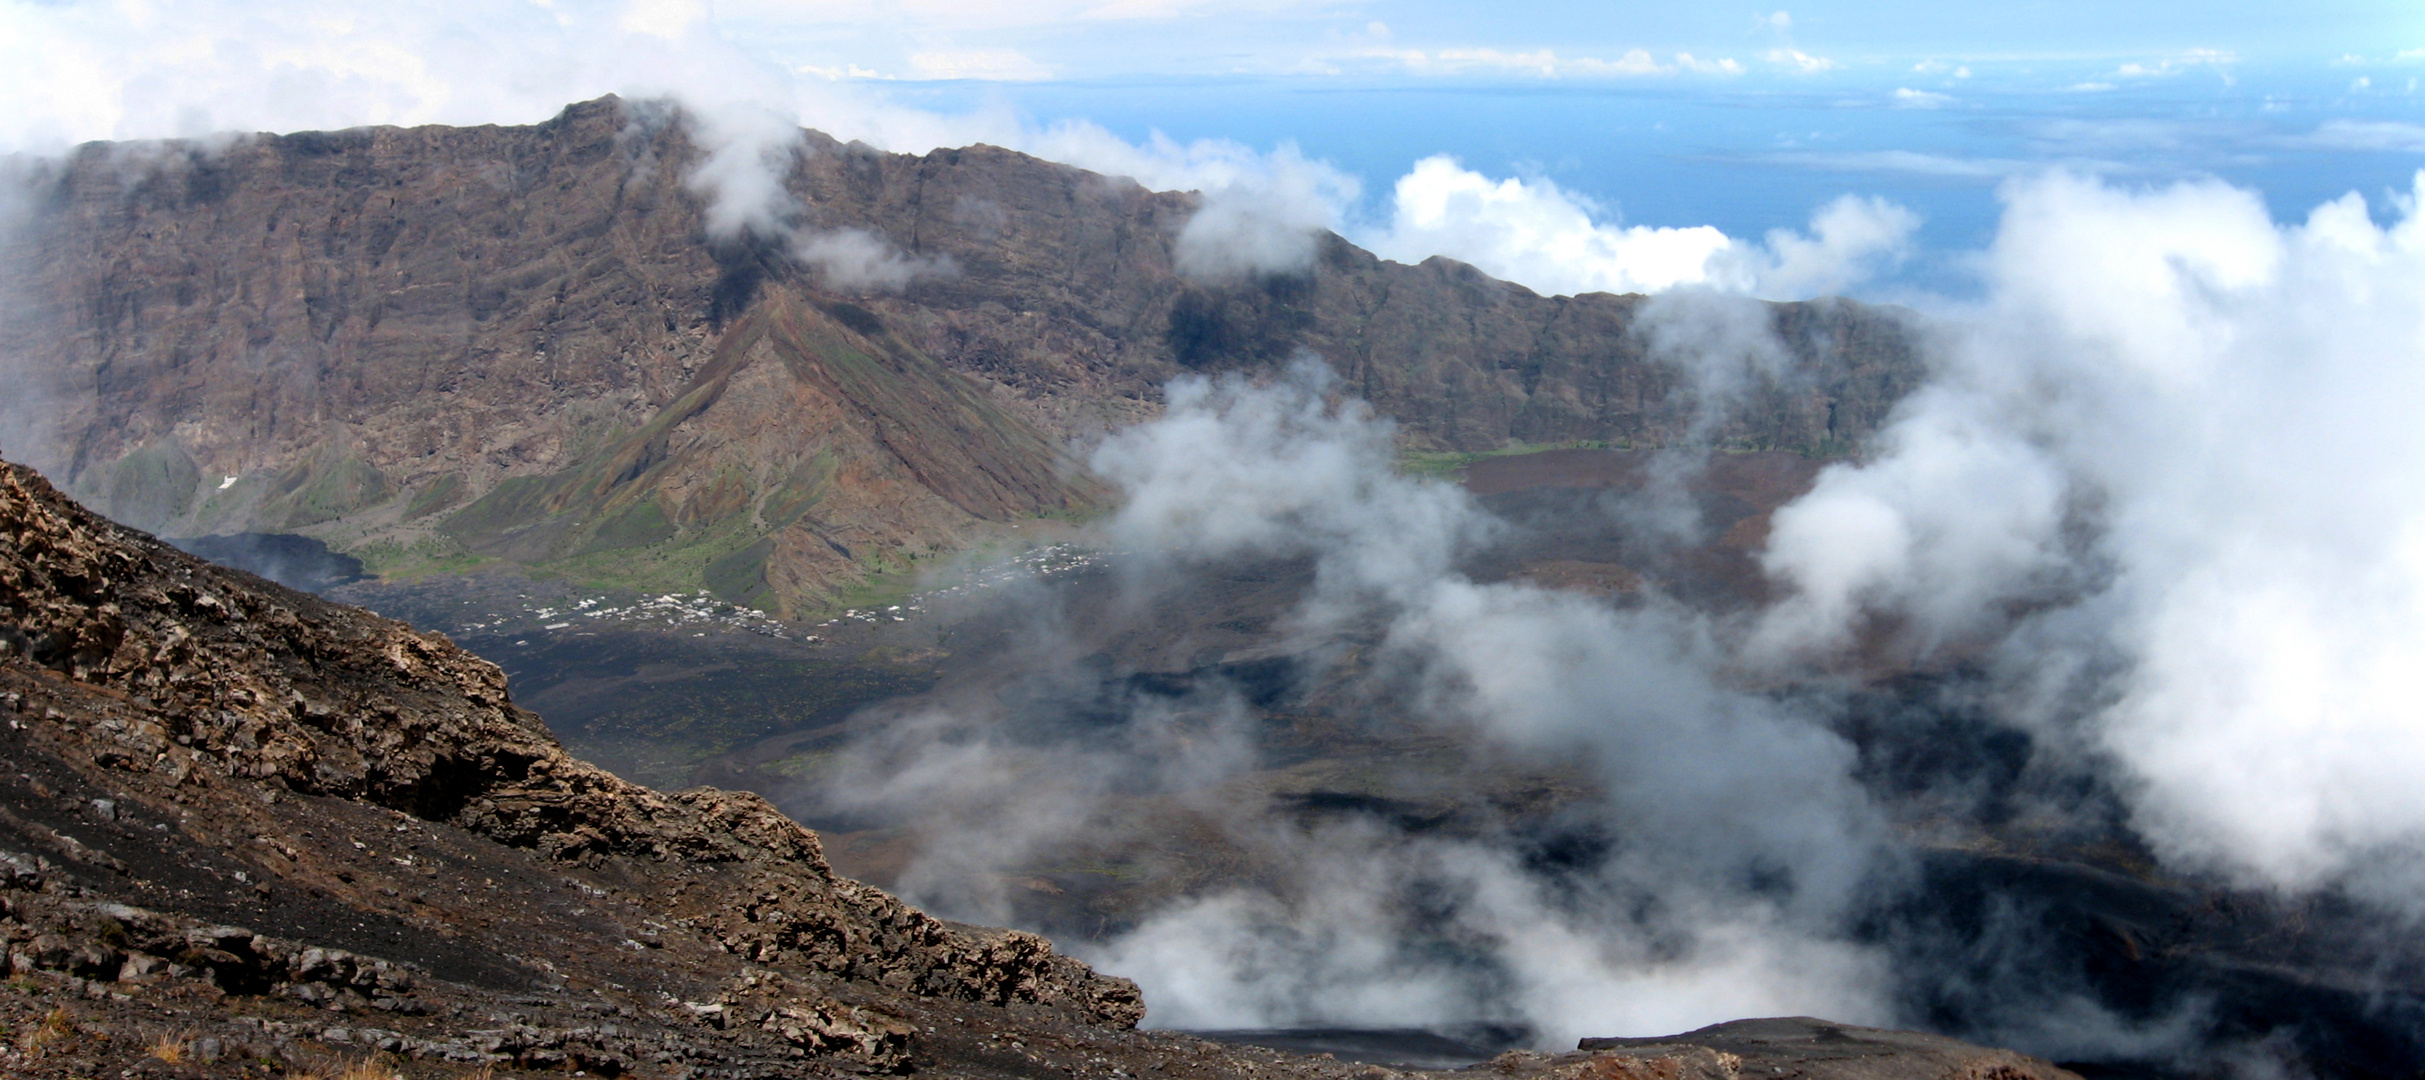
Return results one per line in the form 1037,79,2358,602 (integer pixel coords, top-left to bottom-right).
1066,362,1896,1041
1765,48,1839,74
681,103,816,238
1717,194,1921,298
787,357,1907,1044
1359,156,1734,295
999,125,1361,281
0,0,1383,155
1356,156,1914,300
1675,53,1747,75
1891,87,1953,108
1756,170,2425,900
619,0,709,39
0,0,800,150
794,228,956,291
1170,144,1362,281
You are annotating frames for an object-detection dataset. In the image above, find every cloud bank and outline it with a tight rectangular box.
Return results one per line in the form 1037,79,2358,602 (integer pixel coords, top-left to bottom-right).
1760,169,2425,897
1359,156,1917,299
805,360,1900,1047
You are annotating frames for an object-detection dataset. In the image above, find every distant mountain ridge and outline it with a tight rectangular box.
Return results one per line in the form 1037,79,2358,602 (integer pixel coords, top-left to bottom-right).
0,96,1923,614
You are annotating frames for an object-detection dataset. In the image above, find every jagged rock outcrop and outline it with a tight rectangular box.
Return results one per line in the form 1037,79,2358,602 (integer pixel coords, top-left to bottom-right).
0,97,1923,614
0,454,1137,1074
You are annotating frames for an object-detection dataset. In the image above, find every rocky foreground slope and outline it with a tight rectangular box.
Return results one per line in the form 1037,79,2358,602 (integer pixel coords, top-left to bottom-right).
0,458,2081,1077
0,96,1922,615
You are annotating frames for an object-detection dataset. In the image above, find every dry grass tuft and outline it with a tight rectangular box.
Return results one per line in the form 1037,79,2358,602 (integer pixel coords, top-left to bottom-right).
21,1006,74,1053
334,1054,407,1080
147,1029,195,1064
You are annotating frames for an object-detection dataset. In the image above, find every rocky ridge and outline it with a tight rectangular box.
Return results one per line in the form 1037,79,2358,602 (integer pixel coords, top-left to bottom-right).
0,454,1136,1075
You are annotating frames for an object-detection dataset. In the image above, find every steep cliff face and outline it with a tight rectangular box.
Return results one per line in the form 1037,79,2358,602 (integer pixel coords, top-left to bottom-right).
0,96,1923,614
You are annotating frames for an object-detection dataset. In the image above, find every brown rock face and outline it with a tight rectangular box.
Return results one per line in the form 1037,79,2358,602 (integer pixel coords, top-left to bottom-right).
0,96,1923,614
0,455,1139,1072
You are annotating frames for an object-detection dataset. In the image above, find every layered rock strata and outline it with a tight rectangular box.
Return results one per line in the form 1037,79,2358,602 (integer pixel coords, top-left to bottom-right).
0,97,1922,613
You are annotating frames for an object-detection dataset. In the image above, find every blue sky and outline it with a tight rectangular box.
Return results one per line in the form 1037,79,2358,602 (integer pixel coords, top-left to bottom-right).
701,0,2419,80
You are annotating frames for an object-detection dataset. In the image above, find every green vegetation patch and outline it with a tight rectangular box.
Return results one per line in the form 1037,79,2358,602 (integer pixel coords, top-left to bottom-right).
703,536,776,608
825,559,924,615
442,472,577,550
1396,439,1623,479
353,535,493,580
542,512,763,602
106,440,202,531
581,496,677,555
261,448,389,529
402,473,466,520
762,451,837,530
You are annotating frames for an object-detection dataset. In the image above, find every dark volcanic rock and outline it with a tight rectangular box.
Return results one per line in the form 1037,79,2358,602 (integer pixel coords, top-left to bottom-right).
0,97,1923,614
1570,1017,2080,1079
0,455,1139,1076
